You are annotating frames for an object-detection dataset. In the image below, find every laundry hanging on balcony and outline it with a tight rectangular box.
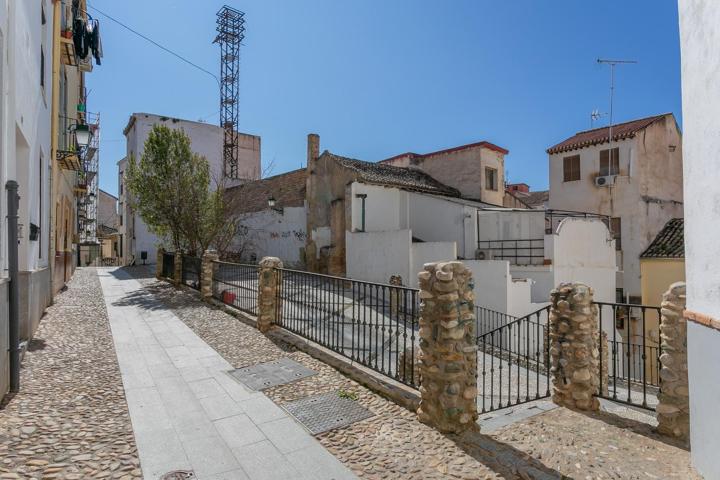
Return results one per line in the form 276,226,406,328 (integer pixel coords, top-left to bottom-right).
72,15,103,66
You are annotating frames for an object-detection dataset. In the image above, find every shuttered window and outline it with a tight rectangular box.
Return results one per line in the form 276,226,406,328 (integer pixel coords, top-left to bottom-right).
563,155,581,182
485,167,498,191
599,147,620,176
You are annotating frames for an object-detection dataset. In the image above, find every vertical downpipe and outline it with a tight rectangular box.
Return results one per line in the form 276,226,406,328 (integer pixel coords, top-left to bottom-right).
6,181,20,392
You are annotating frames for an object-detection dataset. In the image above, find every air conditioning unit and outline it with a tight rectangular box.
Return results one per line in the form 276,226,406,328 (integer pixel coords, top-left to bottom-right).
475,248,494,260
595,175,617,187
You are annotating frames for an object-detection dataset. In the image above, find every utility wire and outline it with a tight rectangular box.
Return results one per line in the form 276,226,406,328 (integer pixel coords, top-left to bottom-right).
86,2,220,86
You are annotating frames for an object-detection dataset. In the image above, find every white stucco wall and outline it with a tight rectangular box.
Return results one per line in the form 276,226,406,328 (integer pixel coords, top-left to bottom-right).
678,2,720,477
350,183,408,232
551,218,616,304
463,260,537,318
0,0,52,276
409,241,457,288
235,207,306,266
346,229,412,285
409,193,476,258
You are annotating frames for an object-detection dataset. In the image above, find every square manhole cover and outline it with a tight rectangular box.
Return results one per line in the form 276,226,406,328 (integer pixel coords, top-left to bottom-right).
282,391,375,434
229,357,317,390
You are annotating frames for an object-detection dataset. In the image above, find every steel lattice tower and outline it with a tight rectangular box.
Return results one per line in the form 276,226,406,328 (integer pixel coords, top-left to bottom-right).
214,5,245,178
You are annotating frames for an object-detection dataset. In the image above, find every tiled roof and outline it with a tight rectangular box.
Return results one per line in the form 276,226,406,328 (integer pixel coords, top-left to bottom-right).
641,218,684,259
381,140,509,163
226,169,306,214
328,152,461,197
547,114,670,154
511,190,548,208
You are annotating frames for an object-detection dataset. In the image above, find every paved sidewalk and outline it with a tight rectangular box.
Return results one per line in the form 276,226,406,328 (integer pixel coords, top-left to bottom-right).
98,268,356,480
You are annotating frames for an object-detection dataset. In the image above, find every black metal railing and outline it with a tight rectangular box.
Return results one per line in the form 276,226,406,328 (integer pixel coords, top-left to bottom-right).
275,268,420,388
476,305,551,413
544,209,610,234
594,301,662,410
476,306,517,336
212,261,259,315
181,255,202,290
161,252,175,279
476,239,544,265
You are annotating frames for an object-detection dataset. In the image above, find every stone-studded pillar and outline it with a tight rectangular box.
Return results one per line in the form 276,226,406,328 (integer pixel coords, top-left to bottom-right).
549,283,600,411
257,257,283,333
173,251,183,286
417,261,478,434
201,250,219,301
657,282,689,443
156,247,165,279
389,275,403,317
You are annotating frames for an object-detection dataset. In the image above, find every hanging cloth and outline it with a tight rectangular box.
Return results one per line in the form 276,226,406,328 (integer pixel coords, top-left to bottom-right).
73,18,88,59
91,19,103,65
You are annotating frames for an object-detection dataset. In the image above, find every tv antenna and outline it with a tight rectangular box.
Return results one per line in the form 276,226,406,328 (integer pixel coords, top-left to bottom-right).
597,59,637,154
590,109,607,128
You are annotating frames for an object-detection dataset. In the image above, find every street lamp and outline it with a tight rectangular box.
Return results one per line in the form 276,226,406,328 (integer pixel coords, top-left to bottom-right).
74,124,91,148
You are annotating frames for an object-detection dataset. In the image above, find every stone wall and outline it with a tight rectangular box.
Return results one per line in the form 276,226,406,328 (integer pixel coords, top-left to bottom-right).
549,283,600,411
417,261,478,434
657,282,689,444
257,257,283,333
201,250,219,301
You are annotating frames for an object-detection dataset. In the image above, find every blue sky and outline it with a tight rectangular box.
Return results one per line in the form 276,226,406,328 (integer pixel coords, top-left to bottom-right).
89,0,682,196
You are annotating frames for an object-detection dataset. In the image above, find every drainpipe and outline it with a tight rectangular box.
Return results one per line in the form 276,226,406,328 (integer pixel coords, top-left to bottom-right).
6,180,20,392
356,194,367,232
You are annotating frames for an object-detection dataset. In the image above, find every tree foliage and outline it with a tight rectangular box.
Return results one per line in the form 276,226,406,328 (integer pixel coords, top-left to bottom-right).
125,125,235,256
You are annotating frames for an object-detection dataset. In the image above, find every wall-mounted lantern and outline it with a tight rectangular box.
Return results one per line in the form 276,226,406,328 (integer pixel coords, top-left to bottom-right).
74,123,92,148
268,196,283,214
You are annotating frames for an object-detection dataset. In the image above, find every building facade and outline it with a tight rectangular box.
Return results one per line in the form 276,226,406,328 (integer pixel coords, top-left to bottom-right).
678,1,720,477
547,113,684,306
0,0,54,396
118,113,261,265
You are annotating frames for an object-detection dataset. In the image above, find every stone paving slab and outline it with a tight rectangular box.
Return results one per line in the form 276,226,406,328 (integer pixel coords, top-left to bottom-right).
98,267,357,480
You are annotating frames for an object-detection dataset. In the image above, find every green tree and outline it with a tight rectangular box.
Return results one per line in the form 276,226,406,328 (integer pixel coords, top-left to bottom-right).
125,125,231,256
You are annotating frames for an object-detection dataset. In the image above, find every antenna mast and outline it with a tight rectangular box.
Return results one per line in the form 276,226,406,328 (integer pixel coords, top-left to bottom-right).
597,58,637,156
214,6,245,179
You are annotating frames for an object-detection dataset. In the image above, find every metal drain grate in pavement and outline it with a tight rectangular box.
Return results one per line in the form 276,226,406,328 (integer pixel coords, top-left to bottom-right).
229,357,317,390
160,470,195,480
282,391,375,434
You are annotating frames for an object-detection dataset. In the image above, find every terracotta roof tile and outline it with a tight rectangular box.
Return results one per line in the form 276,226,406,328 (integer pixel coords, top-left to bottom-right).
641,218,684,258
328,152,460,197
547,114,671,154
226,169,306,214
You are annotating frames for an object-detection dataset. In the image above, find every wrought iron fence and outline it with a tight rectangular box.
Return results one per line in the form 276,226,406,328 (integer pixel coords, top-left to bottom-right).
594,301,662,410
476,306,517,336
161,252,175,279
476,305,550,413
181,255,202,290
476,239,544,265
212,261,259,315
275,268,420,388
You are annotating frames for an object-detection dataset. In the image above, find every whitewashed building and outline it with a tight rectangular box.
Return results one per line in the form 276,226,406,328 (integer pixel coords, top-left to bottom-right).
547,113,684,304
118,113,261,265
678,1,720,477
0,0,54,396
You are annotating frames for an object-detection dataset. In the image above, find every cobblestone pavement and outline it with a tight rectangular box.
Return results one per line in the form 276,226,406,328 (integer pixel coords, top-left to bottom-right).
490,407,700,479
130,267,701,480
0,269,141,479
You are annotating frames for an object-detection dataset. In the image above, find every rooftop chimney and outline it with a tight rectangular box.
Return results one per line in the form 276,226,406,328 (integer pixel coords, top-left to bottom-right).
307,134,320,167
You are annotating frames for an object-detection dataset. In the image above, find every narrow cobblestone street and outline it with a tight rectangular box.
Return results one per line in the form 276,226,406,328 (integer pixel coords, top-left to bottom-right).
0,269,141,479
0,267,703,479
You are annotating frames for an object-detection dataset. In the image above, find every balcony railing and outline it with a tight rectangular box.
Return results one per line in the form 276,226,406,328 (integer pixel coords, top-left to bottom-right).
476,238,545,265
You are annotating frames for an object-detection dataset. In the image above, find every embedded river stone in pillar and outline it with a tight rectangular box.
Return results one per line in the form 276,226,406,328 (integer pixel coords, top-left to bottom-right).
389,275,403,317
416,261,478,434
657,282,689,443
156,247,165,279
257,257,283,333
201,250,219,301
549,283,600,411
173,252,183,286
